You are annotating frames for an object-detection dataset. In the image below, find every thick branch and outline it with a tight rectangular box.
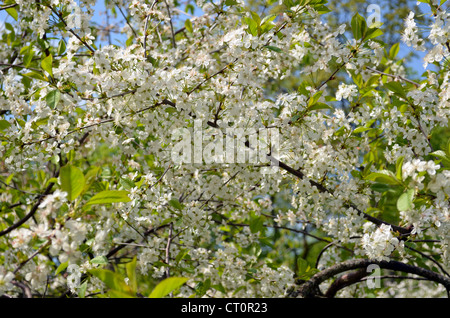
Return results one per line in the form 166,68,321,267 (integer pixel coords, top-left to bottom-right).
294,259,450,298
324,268,368,298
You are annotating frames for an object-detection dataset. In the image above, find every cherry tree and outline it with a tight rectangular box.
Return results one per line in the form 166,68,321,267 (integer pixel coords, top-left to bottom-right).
0,0,449,298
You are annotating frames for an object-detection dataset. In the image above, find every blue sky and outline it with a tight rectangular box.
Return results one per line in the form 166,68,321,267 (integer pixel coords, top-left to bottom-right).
0,1,438,76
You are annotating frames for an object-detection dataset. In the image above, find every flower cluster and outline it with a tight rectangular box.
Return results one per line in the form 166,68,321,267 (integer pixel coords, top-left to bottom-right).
0,0,448,299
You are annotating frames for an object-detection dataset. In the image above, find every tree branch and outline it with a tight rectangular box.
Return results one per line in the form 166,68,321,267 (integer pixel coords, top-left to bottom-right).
0,179,57,237
366,67,420,88
293,259,450,298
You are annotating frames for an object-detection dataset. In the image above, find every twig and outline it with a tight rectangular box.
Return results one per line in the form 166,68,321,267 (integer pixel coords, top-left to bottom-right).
115,2,138,38
21,98,174,146
366,67,420,87
187,58,238,95
143,15,151,58
405,244,450,277
0,4,18,11
11,280,32,298
0,63,41,73
149,165,172,190
14,240,51,274
163,0,176,49
46,4,95,53
165,222,173,280
0,179,37,196
0,179,57,237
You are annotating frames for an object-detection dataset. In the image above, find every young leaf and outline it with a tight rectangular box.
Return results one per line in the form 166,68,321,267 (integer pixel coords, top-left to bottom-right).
89,269,133,295
41,54,53,77
264,45,283,53
126,257,137,293
365,170,402,185
184,19,193,33
57,39,66,55
45,89,61,109
390,43,400,59
397,189,415,211
351,13,367,41
90,255,108,265
148,277,189,298
23,71,47,82
365,27,383,40
168,198,183,210
85,190,131,205
396,156,404,180
243,17,258,36
385,82,407,99
0,120,11,131
55,261,69,275
6,7,18,21
23,48,34,67
60,165,85,201
249,216,264,234
78,281,88,298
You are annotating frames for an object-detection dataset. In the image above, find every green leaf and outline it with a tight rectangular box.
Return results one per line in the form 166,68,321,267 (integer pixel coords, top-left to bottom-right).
23,71,47,82
385,82,407,99
430,150,449,161
297,257,318,279
78,281,87,298
119,177,135,190
89,269,133,295
184,19,193,33
353,126,370,134
55,261,69,275
264,45,283,53
41,54,53,77
0,120,11,131
148,277,189,298
45,89,61,109
82,166,100,193
397,189,415,211
396,156,404,180
261,14,277,26
57,39,66,55
297,257,309,274
308,91,323,107
370,183,392,193
90,255,108,265
243,17,258,36
6,7,18,21
108,290,135,298
430,150,450,167
351,13,367,41
60,165,85,201
212,284,226,294
366,170,401,185
309,103,333,111
85,190,131,205
250,11,261,26
168,198,183,210
249,216,264,234
389,43,400,59
126,36,134,47
365,27,383,40
23,48,34,67
126,257,137,293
